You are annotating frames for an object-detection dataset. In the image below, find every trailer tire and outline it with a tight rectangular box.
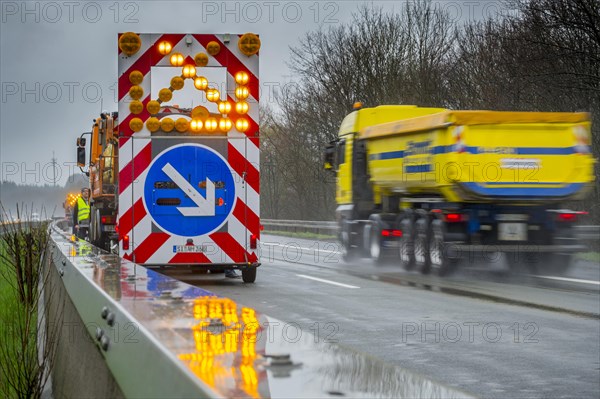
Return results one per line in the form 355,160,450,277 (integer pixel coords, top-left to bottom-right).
242,267,257,283
415,217,431,274
398,216,415,271
429,220,459,276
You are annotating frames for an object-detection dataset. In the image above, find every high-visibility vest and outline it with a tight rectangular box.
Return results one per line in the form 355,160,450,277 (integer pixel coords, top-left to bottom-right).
77,197,90,223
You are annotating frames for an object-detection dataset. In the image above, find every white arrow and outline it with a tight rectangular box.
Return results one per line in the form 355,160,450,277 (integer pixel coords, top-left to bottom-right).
161,163,215,217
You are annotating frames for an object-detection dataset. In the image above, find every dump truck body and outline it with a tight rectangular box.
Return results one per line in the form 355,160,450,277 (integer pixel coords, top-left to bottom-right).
326,105,595,275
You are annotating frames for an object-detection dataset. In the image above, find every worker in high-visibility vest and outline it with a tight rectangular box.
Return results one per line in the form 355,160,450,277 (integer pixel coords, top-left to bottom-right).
72,188,91,240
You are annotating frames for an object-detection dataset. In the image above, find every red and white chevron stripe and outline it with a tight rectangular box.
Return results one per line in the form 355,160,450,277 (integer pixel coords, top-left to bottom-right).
117,33,260,266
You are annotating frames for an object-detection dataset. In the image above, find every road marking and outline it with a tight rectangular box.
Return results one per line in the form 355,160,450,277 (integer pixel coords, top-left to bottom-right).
296,274,359,289
534,275,600,286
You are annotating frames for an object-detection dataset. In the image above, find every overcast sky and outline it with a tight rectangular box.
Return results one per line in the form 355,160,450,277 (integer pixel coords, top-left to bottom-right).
0,0,505,186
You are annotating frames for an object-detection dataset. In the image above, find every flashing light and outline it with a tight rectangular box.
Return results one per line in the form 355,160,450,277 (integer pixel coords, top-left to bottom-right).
158,88,173,103
182,65,196,79
235,71,249,85
146,117,160,132
235,101,249,114
235,86,249,100
129,100,143,115
353,102,363,110
195,52,209,67
175,118,189,133
445,213,463,223
206,88,220,102
101,216,116,225
205,117,218,132
147,100,161,115
194,77,208,90
218,101,232,114
218,118,232,132
238,33,261,56
190,119,204,132
250,234,257,249
235,118,249,132
171,76,185,90
557,212,586,222
206,41,221,56
158,41,172,55
160,117,175,132
129,118,143,132
129,70,143,85
170,52,184,66
119,32,141,56
128,85,144,100
122,235,130,250
191,106,209,119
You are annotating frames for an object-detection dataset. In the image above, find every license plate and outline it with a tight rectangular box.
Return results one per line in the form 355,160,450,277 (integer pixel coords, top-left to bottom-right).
102,225,116,232
498,223,527,241
173,245,207,253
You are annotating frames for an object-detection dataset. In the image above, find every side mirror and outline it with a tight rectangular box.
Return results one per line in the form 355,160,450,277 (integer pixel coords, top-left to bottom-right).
77,147,86,167
323,141,336,171
77,137,86,147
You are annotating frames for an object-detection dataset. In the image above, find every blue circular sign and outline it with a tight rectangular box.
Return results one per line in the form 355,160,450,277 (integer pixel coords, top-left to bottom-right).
143,144,236,237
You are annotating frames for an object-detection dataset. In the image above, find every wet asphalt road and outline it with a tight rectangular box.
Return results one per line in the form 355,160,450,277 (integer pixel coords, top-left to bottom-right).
163,234,600,398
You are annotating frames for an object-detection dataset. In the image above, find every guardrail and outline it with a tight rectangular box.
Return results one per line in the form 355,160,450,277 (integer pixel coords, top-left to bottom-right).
262,220,599,250
40,220,470,398
261,219,337,236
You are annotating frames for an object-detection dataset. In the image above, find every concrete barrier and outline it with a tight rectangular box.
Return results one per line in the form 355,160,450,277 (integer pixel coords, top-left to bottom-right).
44,220,472,398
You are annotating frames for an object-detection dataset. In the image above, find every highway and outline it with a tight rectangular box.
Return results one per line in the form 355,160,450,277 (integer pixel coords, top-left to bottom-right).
163,233,600,399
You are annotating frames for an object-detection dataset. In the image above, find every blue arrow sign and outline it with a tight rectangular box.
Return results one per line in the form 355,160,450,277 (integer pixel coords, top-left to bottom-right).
143,144,236,237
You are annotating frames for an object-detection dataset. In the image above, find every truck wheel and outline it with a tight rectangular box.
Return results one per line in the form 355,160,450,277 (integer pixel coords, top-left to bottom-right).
340,220,356,262
538,253,573,275
91,209,102,248
366,215,386,265
415,218,431,274
429,221,458,276
398,217,415,270
242,268,257,283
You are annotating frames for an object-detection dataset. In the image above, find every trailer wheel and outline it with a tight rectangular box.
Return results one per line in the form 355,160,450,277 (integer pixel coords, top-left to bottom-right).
398,217,415,270
242,267,257,283
429,220,459,276
415,218,431,274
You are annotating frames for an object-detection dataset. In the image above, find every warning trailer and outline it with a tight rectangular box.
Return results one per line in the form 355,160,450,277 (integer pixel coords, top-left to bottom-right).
76,33,261,282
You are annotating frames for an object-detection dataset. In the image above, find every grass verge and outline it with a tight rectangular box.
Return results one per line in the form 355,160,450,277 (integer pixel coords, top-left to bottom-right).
575,252,600,263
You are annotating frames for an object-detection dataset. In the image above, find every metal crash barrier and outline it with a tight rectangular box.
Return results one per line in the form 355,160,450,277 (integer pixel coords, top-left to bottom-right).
46,220,472,398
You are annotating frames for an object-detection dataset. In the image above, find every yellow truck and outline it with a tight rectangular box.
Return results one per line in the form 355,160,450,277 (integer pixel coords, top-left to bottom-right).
324,105,595,275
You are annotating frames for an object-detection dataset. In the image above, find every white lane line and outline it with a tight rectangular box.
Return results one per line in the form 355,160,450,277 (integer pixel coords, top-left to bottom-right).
533,275,600,286
296,274,359,289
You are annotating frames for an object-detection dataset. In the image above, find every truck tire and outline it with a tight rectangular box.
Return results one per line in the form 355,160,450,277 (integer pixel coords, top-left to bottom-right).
242,267,257,283
429,220,459,276
340,220,357,262
538,253,573,275
415,217,431,274
366,215,386,265
398,216,415,270
91,209,102,248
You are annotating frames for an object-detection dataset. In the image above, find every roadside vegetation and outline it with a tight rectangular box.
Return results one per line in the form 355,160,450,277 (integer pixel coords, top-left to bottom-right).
0,206,59,399
261,0,600,222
